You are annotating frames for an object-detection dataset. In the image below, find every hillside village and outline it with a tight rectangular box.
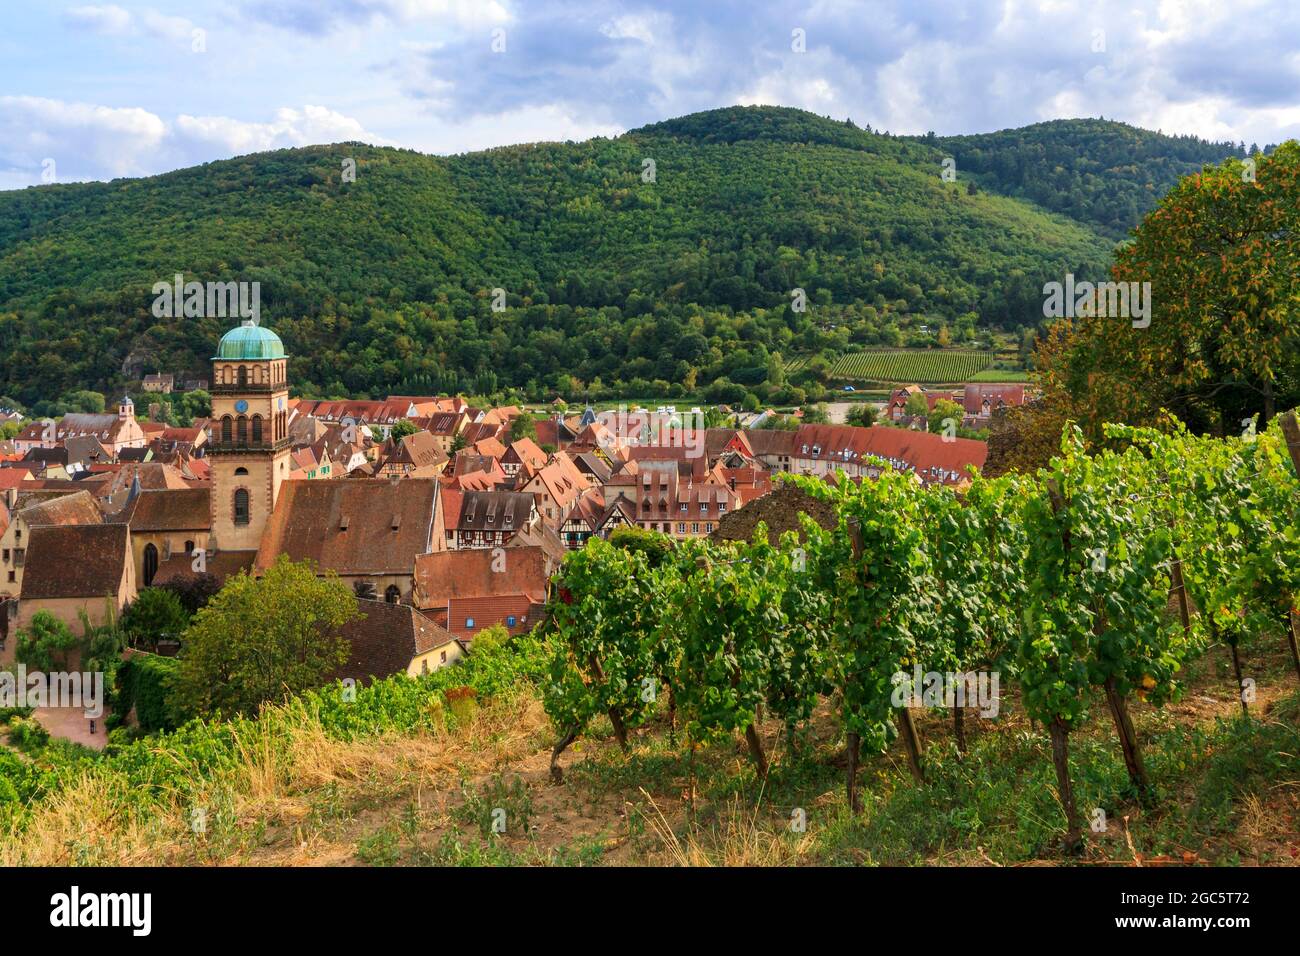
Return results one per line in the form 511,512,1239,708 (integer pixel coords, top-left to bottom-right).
0,319,1023,722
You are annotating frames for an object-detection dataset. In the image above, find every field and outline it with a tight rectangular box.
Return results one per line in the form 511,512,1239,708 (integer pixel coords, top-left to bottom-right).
969,368,1030,382
787,349,1000,384
832,349,994,383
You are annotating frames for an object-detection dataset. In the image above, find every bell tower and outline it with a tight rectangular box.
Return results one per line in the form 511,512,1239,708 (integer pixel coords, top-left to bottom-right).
209,319,292,551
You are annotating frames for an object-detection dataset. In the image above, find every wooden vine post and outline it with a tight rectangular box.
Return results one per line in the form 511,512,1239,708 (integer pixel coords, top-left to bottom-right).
1277,412,1300,682
1044,478,1083,850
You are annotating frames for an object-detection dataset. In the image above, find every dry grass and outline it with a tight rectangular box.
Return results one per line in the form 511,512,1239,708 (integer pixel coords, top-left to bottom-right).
0,693,550,867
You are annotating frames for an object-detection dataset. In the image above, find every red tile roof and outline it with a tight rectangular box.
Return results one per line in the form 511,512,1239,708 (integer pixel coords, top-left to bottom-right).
444,595,539,641
20,524,131,600
413,545,551,610
255,478,439,576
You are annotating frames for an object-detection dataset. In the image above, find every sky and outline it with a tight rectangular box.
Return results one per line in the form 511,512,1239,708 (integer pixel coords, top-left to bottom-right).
1,0,1297,189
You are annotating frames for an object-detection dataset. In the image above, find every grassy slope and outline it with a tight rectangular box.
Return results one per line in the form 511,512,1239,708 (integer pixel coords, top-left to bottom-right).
3,626,1296,867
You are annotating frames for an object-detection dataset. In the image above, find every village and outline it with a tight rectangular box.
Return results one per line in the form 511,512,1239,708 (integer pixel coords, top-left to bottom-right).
0,318,1025,740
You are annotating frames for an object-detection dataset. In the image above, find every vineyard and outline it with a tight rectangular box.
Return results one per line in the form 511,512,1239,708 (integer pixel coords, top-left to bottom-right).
829,349,994,383
3,419,1299,865
544,415,1300,852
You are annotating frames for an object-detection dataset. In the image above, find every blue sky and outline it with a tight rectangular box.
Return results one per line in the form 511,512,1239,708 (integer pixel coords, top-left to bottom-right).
2,0,1297,189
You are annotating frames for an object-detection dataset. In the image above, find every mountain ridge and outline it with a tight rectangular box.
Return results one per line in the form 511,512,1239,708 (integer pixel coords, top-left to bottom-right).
0,105,1254,405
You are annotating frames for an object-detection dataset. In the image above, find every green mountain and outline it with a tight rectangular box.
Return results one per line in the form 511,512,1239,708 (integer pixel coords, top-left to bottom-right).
0,106,1236,406
935,118,1249,240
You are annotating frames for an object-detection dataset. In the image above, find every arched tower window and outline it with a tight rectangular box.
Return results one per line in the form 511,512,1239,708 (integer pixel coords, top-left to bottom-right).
233,488,250,526
252,415,263,444
238,366,248,387
236,415,247,445
221,416,232,443
143,543,159,586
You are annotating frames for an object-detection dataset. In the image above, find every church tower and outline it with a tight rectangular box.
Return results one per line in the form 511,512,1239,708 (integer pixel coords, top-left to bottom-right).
209,319,292,551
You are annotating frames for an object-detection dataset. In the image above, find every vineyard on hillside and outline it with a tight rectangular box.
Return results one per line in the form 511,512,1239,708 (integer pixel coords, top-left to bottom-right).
829,349,995,383
544,415,1300,851
3,418,1298,865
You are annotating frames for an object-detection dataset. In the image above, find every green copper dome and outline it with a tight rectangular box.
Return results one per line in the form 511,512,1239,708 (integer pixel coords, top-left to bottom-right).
214,320,286,360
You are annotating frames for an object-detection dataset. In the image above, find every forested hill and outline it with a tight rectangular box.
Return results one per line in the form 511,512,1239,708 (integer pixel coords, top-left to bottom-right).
0,106,1234,404
935,118,1250,239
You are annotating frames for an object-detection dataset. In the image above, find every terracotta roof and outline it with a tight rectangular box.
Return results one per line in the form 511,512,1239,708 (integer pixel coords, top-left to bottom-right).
422,412,465,437
572,452,612,483
450,452,500,478
739,428,797,457
534,418,577,448
413,545,551,609
382,430,448,471
444,595,539,641
18,489,103,527
792,423,987,483
0,467,33,489
330,599,459,684
502,436,547,470
118,488,211,531
294,399,413,425
963,384,1027,416
452,489,535,533
151,549,255,588
472,435,507,458
20,524,130,600
506,522,568,564
255,478,439,575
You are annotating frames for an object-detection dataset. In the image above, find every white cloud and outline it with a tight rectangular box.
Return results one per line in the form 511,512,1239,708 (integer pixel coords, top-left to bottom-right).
175,105,393,154
64,4,134,36
416,105,624,155
0,96,168,183
0,98,387,187
63,4,198,41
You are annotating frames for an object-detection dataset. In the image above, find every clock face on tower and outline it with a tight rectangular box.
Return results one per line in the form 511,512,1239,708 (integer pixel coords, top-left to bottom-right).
235,399,249,413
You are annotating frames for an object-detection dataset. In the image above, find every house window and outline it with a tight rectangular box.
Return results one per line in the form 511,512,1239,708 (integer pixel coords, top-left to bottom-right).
233,488,250,526
718,503,727,514
184,540,195,554
465,617,475,628
677,522,686,534
507,615,517,627
706,523,714,533
692,523,699,534
385,585,401,604
440,650,447,663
